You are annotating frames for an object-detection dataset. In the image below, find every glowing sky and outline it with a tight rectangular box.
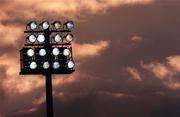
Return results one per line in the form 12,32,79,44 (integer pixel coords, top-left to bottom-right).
0,0,179,117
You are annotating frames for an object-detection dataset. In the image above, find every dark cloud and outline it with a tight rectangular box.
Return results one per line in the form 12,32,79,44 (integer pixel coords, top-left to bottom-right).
0,0,180,117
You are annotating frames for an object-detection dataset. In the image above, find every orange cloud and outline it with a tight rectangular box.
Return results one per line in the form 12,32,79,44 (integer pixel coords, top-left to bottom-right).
130,35,144,42
141,62,172,79
0,0,154,21
32,94,45,106
167,55,180,72
73,40,109,59
0,24,23,45
141,55,180,90
126,67,142,81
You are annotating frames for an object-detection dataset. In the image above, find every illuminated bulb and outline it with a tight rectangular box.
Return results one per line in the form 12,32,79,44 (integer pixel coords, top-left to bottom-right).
53,62,60,69
43,62,50,69
42,21,49,30
65,34,73,42
39,49,46,56
52,48,60,56
54,22,61,30
30,61,37,69
30,21,37,30
54,34,62,42
63,48,70,56
67,60,75,69
28,34,36,43
27,49,34,57
65,21,74,30
37,34,45,43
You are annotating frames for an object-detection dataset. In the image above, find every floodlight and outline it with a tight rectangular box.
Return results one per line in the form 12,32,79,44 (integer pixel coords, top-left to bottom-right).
27,21,38,30
65,33,73,42
53,62,60,69
63,48,70,56
27,49,34,57
54,34,62,42
42,21,50,30
52,48,60,56
67,60,75,69
37,34,45,43
64,21,74,30
43,62,50,69
39,49,46,56
30,61,37,69
52,21,62,30
28,34,36,43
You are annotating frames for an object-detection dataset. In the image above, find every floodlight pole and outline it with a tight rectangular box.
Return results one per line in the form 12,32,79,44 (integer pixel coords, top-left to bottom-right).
45,73,54,117
22,24,73,117
44,29,54,117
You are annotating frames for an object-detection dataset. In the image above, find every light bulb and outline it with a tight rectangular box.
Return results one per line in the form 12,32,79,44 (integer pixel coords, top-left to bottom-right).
30,61,37,69
67,60,75,69
63,48,70,56
52,48,60,56
27,49,34,57
53,62,60,69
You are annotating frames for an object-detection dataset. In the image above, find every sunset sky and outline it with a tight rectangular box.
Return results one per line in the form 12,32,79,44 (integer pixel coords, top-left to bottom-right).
0,0,180,117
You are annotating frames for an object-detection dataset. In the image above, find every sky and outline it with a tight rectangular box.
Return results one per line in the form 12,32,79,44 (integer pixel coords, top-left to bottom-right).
0,0,180,117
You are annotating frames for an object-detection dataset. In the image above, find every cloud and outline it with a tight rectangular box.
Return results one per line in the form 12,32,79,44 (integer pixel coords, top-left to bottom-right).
126,67,142,81
3,0,154,16
167,55,180,72
0,24,23,45
141,62,172,79
130,35,144,42
73,40,109,59
141,55,180,90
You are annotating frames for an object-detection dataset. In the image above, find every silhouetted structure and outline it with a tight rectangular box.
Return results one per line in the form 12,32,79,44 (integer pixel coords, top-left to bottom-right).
20,21,75,117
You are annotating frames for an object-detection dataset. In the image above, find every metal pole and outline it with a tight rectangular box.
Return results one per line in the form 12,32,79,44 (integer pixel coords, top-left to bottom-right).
45,73,54,117
44,28,54,117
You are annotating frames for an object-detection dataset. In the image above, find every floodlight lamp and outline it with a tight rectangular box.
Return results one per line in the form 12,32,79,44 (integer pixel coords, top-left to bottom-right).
42,21,50,30
30,61,37,69
52,48,60,56
28,21,38,30
28,34,36,43
65,33,73,42
53,21,62,30
54,34,62,42
39,49,46,56
43,62,50,69
65,21,74,30
63,48,70,56
37,34,45,43
53,62,60,69
27,49,34,57
67,60,75,69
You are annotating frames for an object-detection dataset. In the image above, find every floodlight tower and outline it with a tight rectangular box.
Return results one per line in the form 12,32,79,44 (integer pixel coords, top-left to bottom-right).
20,20,75,117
